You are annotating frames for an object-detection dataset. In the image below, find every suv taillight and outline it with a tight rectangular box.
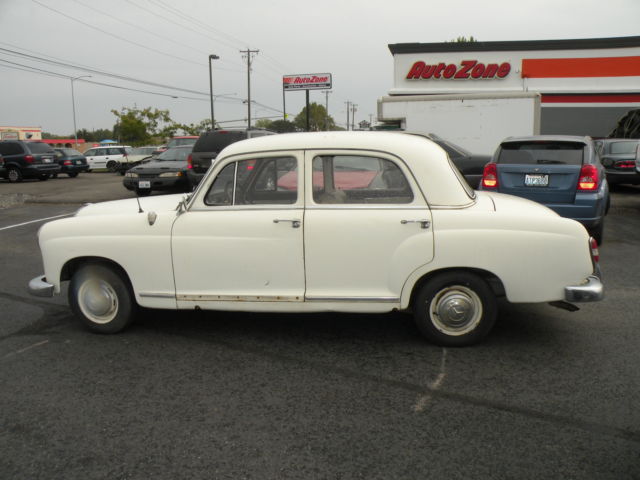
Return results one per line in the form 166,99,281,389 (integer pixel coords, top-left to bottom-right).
577,164,599,191
187,154,193,169
481,163,498,189
589,237,599,263
24,155,35,164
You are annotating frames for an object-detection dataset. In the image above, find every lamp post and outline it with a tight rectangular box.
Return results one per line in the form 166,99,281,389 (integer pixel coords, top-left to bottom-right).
71,75,91,147
209,54,219,130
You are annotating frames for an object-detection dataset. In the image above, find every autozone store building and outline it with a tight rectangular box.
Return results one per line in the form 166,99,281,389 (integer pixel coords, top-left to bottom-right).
379,36,640,143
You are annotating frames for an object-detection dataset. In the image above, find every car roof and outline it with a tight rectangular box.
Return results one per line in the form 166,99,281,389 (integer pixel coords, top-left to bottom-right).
500,135,593,145
217,131,474,207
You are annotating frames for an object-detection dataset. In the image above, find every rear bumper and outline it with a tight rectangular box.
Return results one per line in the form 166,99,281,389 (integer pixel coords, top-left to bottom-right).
28,275,55,297
564,273,603,302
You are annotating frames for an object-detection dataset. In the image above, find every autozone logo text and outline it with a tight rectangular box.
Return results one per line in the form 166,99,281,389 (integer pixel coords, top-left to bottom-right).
406,60,511,80
283,75,330,84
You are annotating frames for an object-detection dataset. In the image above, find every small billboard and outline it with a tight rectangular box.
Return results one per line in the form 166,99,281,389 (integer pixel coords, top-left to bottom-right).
283,73,332,91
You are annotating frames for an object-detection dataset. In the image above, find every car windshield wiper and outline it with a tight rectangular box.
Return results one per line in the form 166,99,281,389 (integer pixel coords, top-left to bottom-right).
536,159,565,164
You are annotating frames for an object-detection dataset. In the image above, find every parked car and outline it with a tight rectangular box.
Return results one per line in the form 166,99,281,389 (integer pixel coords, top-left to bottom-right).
153,136,199,155
53,148,89,177
28,132,602,347
594,138,640,185
480,136,609,244
116,146,157,174
408,133,491,188
123,145,193,196
0,140,61,182
187,128,275,187
0,154,5,177
83,145,130,171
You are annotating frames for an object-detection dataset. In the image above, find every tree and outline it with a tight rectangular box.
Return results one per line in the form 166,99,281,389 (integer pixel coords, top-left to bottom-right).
177,119,212,135
111,107,178,145
447,36,478,43
253,118,297,133
294,103,336,131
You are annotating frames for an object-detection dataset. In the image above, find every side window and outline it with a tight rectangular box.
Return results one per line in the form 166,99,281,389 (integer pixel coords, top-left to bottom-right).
312,155,413,204
2,143,24,155
205,157,298,206
108,148,123,155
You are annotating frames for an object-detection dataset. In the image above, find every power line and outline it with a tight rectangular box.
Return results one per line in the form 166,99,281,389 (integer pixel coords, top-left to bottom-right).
31,0,204,67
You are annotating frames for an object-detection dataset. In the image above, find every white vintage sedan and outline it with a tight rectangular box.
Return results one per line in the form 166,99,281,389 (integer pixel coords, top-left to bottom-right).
28,132,603,346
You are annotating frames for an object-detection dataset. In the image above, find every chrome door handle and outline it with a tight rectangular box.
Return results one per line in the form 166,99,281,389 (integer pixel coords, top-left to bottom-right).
273,219,301,228
401,219,430,229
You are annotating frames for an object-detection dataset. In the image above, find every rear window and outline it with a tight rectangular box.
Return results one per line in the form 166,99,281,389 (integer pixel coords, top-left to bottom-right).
193,131,247,152
168,137,198,147
498,141,585,165
609,141,639,155
27,142,55,154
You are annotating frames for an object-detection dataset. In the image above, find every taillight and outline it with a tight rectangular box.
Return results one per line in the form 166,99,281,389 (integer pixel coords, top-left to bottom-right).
187,154,193,169
64,160,72,165
481,163,498,189
577,164,599,191
614,160,635,169
589,237,599,263
24,155,34,164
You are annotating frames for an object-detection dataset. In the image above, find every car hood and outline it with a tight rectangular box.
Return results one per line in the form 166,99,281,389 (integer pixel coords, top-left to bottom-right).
131,160,187,172
76,193,186,217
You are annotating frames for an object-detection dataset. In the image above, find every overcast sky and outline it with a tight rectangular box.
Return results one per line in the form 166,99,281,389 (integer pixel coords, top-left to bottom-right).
1,0,639,136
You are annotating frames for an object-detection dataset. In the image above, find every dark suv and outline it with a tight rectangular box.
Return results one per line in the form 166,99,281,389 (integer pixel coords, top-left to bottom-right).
187,128,275,187
0,140,61,182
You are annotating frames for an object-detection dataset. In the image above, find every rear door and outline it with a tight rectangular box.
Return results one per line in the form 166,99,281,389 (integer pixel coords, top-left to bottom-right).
496,141,584,204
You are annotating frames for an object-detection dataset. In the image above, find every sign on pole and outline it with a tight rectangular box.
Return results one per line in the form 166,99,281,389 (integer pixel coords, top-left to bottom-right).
283,73,332,91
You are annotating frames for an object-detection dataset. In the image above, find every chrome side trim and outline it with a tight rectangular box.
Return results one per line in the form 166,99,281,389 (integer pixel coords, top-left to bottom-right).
304,205,428,211
139,292,176,299
28,275,55,297
564,275,604,302
177,294,303,302
305,296,399,303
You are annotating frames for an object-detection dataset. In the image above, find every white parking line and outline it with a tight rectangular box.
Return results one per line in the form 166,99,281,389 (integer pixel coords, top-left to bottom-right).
3,340,49,359
413,348,448,412
0,213,74,232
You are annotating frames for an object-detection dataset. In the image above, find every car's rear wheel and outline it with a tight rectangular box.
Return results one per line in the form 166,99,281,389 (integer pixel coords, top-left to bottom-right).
68,172,79,178
38,174,49,181
7,167,22,183
413,271,497,347
106,160,119,172
589,220,604,246
69,263,136,334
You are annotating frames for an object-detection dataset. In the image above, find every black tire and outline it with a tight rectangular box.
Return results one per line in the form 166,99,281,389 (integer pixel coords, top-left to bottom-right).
106,160,119,172
589,220,604,246
136,189,152,196
68,263,136,334
413,271,497,347
68,172,79,178
7,167,22,183
38,174,49,181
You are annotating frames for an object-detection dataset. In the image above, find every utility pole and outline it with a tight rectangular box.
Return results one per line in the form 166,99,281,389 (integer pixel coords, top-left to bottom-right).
345,101,351,131
322,90,332,130
351,104,358,131
240,48,259,129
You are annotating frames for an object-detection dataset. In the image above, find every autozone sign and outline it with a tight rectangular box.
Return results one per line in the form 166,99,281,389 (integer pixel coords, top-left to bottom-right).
283,73,332,90
406,60,511,80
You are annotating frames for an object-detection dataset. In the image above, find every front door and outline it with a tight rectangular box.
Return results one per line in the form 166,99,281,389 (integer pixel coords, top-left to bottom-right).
302,151,434,303
171,153,305,308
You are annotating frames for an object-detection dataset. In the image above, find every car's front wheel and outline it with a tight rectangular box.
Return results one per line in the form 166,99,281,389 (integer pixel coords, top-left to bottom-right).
69,263,136,333
106,160,119,172
413,271,497,347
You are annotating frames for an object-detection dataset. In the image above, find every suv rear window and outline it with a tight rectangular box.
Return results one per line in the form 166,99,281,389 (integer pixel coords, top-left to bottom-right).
27,142,55,153
498,141,585,165
609,141,639,155
193,131,247,152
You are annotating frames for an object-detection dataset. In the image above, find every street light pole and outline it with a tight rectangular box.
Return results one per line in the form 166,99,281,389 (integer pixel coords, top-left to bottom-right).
71,75,91,147
209,54,220,130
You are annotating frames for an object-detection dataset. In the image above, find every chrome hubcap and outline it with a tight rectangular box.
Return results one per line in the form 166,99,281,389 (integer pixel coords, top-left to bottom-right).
429,286,482,336
77,278,118,324
8,170,19,181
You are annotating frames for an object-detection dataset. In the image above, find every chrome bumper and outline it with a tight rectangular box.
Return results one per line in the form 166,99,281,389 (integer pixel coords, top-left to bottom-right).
28,275,55,297
564,274,604,302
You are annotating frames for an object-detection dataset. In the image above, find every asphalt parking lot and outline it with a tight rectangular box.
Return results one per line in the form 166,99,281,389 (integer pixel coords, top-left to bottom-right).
1,173,639,479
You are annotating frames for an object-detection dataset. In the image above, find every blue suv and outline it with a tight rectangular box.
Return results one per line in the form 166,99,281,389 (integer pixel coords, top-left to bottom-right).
480,136,609,244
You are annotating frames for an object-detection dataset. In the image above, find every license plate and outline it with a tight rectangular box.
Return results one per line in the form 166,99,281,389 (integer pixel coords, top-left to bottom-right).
43,158,52,163
75,160,83,165
138,180,151,189
524,174,549,187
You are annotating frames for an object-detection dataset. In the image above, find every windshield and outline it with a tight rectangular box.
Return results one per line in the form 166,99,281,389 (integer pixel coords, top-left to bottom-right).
60,148,83,155
28,142,55,153
156,146,192,161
